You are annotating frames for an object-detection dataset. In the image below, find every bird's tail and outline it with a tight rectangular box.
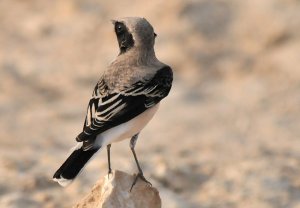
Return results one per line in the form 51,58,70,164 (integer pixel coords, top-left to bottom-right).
53,144,100,187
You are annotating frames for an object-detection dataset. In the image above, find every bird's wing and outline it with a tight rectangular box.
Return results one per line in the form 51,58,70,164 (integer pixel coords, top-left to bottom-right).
76,66,173,149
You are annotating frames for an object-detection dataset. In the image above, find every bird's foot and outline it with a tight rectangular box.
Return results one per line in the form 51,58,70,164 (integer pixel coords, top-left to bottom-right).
130,172,152,192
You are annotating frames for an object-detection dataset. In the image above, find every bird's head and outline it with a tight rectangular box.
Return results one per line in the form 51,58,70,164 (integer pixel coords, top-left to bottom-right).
111,17,157,55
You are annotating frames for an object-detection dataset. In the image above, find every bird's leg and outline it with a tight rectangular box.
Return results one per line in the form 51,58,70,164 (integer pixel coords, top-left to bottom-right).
106,144,112,177
130,134,152,191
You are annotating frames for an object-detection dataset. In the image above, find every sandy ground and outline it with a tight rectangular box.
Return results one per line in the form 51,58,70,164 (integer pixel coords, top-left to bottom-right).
0,0,300,207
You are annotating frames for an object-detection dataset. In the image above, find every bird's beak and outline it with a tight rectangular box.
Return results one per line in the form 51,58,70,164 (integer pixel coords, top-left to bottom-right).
111,19,117,25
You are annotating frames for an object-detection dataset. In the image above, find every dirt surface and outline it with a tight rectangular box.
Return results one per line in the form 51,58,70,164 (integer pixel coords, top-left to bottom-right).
0,0,300,207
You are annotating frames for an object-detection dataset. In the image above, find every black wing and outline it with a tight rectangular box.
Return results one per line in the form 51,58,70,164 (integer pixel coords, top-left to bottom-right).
76,66,173,147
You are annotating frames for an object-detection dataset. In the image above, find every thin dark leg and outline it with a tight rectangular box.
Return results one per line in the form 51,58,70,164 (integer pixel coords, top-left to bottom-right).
107,144,112,176
131,146,143,174
130,134,152,191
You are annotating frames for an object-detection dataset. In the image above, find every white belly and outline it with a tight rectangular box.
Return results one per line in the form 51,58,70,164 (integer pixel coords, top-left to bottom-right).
95,104,159,147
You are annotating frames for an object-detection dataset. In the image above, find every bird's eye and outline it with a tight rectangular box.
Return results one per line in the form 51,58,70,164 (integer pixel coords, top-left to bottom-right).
154,33,157,38
115,23,125,34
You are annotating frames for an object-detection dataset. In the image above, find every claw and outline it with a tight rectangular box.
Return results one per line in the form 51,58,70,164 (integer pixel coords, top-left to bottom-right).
130,173,152,192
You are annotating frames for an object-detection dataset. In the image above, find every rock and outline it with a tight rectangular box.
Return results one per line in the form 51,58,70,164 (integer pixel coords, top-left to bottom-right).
74,170,161,208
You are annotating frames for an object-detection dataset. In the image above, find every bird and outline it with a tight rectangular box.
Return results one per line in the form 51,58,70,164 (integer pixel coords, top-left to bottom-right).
53,17,173,190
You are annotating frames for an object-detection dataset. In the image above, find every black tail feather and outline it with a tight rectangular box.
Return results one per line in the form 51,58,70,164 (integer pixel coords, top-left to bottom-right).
53,146,99,183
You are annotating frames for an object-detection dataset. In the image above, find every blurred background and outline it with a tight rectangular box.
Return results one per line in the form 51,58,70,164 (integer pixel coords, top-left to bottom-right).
0,0,300,207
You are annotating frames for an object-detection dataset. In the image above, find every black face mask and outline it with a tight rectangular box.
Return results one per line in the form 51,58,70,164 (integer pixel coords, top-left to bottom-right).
114,22,135,54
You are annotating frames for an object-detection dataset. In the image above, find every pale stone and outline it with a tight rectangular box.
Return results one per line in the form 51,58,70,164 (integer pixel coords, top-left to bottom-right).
74,170,161,208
